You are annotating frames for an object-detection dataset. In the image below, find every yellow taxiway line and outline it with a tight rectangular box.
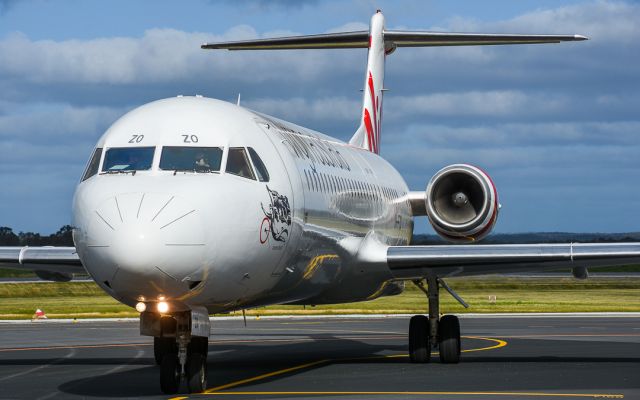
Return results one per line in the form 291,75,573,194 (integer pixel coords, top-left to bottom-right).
194,391,623,398
200,337,507,395
180,337,620,399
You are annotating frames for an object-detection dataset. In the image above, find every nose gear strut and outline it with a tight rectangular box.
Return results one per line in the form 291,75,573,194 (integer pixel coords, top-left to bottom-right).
141,306,210,394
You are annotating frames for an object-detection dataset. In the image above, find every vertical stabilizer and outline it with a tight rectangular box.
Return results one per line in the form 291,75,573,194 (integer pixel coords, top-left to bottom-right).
349,11,386,154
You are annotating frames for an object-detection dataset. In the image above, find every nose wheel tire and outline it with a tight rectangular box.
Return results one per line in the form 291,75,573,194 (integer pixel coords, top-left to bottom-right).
154,337,177,365
160,354,181,394
189,337,209,359
408,315,431,363
186,353,208,393
438,315,461,364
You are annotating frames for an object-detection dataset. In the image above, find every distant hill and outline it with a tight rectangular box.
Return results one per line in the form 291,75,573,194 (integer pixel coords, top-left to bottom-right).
412,232,640,245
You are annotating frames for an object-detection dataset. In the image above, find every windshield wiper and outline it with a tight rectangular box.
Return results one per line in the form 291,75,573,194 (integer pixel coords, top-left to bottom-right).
101,170,137,175
172,168,216,175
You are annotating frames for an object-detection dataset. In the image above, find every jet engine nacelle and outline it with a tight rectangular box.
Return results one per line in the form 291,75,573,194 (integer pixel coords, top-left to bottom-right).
426,164,499,243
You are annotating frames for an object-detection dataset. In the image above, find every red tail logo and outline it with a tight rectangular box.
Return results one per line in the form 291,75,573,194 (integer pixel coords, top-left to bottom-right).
363,71,381,154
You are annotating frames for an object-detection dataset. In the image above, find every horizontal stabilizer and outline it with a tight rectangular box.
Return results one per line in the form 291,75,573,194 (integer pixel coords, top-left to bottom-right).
202,31,369,50
384,31,587,47
202,31,587,51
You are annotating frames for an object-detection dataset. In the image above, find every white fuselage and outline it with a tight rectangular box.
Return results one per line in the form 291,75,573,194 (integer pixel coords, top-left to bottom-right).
72,96,412,312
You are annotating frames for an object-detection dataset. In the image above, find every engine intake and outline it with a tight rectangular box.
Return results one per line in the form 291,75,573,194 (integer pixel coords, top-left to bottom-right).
426,164,499,242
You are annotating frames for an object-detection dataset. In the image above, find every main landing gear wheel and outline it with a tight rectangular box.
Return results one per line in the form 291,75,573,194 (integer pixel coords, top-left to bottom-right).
409,315,431,363
186,353,208,393
439,314,461,364
160,353,181,394
409,277,463,364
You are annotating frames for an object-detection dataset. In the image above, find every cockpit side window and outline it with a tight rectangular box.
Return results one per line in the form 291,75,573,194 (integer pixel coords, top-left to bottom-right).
160,147,223,173
102,147,155,172
82,148,103,181
226,148,256,180
247,147,270,182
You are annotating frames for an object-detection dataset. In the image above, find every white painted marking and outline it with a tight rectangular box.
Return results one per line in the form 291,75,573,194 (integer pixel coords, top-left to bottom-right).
0,348,76,382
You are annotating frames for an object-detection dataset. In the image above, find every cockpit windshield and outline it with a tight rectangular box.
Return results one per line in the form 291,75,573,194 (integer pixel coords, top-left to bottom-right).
159,146,223,173
102,147,155,172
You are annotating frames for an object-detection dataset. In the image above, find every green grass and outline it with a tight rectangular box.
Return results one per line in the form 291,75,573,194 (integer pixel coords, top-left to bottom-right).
0,268,36,278
0,277,639,319
0,265,636,279
589,265,640,272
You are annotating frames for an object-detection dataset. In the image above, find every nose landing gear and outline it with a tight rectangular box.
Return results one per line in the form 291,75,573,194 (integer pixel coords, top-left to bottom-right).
142,306,211,394
408,276,462,363
157,334,209,394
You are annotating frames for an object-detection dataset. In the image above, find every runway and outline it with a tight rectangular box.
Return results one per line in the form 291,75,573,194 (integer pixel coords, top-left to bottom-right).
0,315,638,399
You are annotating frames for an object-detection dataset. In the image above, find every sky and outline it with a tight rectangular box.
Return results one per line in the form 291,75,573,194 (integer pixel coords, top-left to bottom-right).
0,0,638,235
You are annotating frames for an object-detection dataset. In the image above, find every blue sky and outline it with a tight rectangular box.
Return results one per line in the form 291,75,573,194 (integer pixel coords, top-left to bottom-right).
0,0,638,235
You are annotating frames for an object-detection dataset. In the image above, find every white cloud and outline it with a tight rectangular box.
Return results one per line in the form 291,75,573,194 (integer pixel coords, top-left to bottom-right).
386,121,640,148
385,90,568,118
0,25,362,85
0,103,122,141
245,96,359,122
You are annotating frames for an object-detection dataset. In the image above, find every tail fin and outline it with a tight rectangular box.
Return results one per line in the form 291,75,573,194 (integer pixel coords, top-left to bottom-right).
349,11,385,154
202,12,587,154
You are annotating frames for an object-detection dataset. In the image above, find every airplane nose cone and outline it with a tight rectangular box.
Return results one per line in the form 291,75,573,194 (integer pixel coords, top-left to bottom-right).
80,192,211,302
110,221,162,272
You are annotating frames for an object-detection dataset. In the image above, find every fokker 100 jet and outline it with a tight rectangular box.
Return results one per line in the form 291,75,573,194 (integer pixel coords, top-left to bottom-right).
2,10,640,394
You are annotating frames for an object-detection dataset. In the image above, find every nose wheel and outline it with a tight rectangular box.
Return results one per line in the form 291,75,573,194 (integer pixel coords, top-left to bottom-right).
154,337,177,365
408,276,461,363
160,353,181,393
158,336,209,394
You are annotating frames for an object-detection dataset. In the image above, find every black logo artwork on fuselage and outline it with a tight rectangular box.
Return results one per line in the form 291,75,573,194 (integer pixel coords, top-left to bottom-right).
260,186,292,243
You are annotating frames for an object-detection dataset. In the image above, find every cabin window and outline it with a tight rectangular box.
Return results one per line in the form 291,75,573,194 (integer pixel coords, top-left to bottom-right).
82,148,103,181
226,147,256,180
159,146,223,172
248,147,270,182
102,147,154,172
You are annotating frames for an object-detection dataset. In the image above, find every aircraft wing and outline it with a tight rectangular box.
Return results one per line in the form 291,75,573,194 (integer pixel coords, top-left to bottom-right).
387,243,640,279
0,246,85,282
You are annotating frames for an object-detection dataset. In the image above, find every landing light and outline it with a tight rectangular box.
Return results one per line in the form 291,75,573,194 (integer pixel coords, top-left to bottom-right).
157,301,170,314
135,302,146,313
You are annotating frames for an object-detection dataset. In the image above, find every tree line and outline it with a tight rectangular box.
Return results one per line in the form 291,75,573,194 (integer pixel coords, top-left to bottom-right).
0,225,74,246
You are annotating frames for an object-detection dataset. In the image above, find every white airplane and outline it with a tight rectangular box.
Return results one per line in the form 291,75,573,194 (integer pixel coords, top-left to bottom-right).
2,10,639,394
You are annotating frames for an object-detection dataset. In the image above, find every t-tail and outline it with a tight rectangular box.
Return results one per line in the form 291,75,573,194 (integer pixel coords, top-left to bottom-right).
351,11,385,154
202,10,587,154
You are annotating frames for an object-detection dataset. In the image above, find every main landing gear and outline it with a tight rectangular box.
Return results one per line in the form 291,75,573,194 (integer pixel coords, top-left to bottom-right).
141,306,211,394
408,276,464,363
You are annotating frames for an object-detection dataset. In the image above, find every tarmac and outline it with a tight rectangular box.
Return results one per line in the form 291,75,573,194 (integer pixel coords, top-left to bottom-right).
0,315,638,399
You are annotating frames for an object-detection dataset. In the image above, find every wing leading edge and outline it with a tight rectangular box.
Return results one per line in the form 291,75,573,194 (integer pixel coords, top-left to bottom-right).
387,242,640,279
0,246,84,281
